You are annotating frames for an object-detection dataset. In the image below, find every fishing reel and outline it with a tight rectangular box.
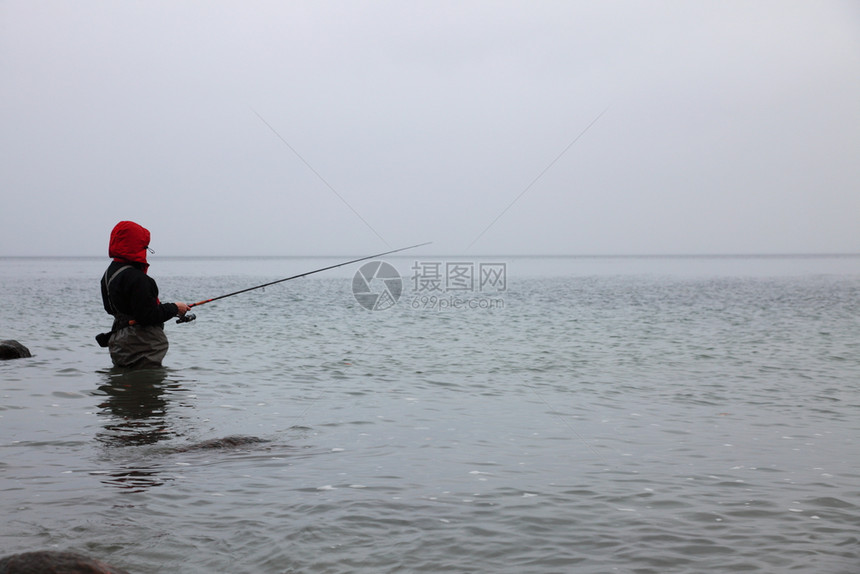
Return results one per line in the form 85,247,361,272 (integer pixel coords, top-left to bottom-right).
176,313,196,324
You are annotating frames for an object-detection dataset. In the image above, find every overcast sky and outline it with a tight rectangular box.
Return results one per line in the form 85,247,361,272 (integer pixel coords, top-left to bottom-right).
1,1,858,256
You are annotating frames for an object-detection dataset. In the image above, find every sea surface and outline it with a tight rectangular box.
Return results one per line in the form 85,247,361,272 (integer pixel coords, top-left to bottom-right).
1,254,859,573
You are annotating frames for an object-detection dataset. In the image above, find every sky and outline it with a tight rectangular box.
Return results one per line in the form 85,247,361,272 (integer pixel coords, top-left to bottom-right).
1,1,858,256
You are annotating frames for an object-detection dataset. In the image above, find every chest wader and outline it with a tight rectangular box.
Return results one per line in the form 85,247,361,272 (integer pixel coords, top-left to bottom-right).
103,266,169,369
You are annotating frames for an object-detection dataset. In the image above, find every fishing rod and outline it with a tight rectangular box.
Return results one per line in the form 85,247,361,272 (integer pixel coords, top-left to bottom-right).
187,241,432,310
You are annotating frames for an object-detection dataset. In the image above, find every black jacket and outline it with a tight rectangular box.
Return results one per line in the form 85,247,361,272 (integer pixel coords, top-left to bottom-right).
101,260,178,326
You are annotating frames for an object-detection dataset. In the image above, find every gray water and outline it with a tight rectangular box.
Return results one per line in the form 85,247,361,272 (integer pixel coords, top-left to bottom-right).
1,255,859,573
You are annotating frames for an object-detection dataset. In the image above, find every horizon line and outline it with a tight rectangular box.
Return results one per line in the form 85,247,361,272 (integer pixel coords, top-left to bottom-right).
2,252,860,259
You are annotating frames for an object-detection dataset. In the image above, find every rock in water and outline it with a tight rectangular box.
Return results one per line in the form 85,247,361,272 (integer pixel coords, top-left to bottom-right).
0,551,130,574
173,435,269,452
0,340,31,360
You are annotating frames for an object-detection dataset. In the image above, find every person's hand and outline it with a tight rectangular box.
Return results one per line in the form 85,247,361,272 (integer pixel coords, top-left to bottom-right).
175,302,191,316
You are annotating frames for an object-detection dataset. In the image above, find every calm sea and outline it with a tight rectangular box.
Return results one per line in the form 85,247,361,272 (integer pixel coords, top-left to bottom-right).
1,255,859,573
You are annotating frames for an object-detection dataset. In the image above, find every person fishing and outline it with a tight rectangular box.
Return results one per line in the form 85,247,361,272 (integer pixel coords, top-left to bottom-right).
99,221,190,369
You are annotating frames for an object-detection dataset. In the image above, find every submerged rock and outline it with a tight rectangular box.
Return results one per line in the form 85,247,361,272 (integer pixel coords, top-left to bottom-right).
0,340,31,360
173,435,269,452
0,551,130,574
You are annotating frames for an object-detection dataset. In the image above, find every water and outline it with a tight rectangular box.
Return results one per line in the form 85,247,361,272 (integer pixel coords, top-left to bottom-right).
1,255,859,573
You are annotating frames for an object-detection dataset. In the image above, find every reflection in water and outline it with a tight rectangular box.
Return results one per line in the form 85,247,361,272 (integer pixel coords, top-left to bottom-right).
94,367,189,491
99,467,168,491
96,368,176,447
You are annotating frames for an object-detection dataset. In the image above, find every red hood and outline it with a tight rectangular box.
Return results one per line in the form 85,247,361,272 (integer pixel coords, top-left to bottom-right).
109,221,150,269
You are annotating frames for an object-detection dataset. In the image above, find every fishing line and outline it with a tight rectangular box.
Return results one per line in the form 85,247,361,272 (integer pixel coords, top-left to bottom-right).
251,107,390,247
466,107,609,251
